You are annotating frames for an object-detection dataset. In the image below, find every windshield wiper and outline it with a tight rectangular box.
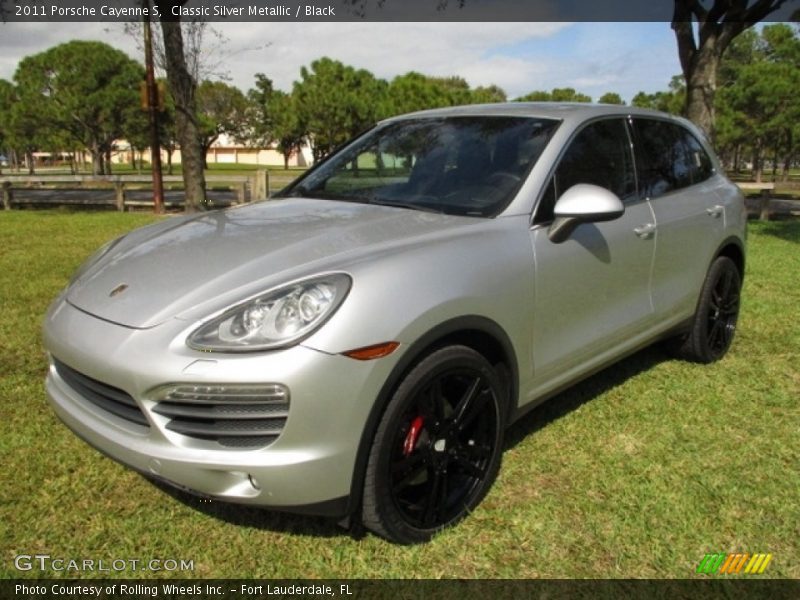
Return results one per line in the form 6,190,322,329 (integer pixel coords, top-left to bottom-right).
287,188,372,204
367,198,445,214
284,185,309,198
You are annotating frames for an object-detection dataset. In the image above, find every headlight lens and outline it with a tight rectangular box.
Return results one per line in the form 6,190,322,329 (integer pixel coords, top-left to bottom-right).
187,273,351,352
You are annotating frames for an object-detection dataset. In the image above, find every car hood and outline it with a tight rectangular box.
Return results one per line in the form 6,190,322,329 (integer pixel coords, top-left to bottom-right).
67,198,479,328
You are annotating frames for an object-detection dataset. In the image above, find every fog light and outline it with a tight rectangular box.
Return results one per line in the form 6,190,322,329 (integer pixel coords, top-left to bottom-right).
149,383,290,449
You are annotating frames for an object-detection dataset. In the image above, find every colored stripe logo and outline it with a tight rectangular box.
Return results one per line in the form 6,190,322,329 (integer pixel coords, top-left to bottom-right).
697,553,773,574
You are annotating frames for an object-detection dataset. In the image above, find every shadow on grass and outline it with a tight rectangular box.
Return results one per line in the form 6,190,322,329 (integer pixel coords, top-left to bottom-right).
748,219,800,244
504,345,669,450
144,476,350,540
142,344,672,541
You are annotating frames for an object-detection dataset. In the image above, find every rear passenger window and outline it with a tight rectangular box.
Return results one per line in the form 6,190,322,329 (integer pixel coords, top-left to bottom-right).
534,118,636,224
633,119,713,199
682,131,715,184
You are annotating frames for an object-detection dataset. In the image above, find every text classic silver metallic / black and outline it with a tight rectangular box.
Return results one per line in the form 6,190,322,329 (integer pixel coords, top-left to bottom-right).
44,103,746,544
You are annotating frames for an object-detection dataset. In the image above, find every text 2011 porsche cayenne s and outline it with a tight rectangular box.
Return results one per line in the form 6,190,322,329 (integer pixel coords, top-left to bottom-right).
44,103,746,544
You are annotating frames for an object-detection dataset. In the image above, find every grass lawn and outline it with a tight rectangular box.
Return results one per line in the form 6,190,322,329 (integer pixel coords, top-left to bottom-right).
0,212,797,579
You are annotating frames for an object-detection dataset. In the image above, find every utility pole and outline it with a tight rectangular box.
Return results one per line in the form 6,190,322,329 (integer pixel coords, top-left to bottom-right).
143,0,164,214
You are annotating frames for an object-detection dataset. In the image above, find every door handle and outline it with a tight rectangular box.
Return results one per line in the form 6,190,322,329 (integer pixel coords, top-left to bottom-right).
706,205,724,218
634,223,656,238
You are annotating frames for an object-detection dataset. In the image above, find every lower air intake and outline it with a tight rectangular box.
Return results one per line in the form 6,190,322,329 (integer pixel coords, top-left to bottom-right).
151,383,290,449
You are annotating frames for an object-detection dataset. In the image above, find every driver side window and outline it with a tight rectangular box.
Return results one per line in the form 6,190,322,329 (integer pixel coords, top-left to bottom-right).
534,118,636,225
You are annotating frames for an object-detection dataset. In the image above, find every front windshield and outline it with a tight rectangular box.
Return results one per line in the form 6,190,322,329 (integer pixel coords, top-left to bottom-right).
283,116,560,217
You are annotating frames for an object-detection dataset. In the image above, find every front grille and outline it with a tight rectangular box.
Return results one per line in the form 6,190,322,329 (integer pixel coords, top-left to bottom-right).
151,384,289,448
53,359,149,428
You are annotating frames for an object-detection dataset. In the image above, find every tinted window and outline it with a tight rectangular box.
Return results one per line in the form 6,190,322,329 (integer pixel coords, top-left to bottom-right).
534,118,636,224
682,130,715,184
633,119,677,198
285,116,559,217
633,119,712,199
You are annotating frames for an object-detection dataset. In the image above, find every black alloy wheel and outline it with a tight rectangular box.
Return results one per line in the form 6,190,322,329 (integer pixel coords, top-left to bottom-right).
678,256,742,363
362,345,505,544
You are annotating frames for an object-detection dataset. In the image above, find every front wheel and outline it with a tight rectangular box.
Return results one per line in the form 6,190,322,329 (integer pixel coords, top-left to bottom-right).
361,345,505,544
675,256,742,363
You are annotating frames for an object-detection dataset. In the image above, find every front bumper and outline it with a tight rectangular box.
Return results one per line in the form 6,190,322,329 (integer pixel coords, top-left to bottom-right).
43,299,396,515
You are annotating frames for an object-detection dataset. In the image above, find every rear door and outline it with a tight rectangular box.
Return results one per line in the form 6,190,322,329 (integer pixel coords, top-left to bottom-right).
631,118,724,320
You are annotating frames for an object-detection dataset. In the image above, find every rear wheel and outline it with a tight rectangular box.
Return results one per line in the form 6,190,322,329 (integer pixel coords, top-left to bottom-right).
675,256,742,363
362,345,505,544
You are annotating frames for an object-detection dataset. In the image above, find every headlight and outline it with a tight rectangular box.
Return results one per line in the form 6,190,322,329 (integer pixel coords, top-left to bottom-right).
187,273,351,352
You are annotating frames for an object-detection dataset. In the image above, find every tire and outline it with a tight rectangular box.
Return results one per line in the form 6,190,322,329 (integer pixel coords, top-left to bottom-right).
361,345,505,544
675,256,742,363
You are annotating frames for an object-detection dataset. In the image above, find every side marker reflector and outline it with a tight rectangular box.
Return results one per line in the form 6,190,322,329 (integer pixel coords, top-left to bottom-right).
342,342,400,361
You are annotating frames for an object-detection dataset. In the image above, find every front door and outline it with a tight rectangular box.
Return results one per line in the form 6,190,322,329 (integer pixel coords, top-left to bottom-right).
527,118,656,401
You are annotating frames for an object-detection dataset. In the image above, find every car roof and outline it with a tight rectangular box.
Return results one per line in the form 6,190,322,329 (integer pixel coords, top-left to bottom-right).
381,102,680,127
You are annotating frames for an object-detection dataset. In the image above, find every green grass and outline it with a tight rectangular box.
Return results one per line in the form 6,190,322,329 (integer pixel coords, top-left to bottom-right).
0,213,797,579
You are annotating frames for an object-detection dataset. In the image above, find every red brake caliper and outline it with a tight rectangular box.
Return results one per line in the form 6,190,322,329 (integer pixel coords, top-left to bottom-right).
403,416,425,457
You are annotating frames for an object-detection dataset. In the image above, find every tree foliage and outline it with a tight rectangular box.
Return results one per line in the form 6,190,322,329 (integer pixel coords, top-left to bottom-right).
384,73,506,116
196,80,249,167
515,88,592,102
598,92,625,105
631,76,686,114
247,74,307,169
715,24,800,181
293,58,386,161
12,40,144,175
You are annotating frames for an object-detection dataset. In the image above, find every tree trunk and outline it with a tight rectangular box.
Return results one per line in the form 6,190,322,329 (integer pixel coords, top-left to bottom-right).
89,142,106,175
781,129,793,182
683,46,719,139
160,19,207,212
752,139,763,183
782,154,793,182
771,137,780,181
26,150,35,175
91,150,103,176
283,152,289,170
106,149,113,175
672,1,790,142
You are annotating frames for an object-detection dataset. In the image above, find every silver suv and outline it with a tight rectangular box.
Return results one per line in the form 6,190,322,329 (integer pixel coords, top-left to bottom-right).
43,104,746,544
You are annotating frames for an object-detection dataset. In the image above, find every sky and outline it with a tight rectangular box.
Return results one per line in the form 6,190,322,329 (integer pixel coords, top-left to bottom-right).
0,22,682,102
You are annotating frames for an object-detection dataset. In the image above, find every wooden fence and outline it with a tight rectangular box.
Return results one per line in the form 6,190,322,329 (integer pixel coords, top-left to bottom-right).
736,182,775,221
0,171,271,211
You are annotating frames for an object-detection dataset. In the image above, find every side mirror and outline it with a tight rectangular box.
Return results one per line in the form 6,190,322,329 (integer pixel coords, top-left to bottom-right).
547,183,625,243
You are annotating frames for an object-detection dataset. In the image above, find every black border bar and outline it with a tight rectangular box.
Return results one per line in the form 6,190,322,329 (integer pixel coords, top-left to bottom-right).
1,0,799,22
5,579,800,600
